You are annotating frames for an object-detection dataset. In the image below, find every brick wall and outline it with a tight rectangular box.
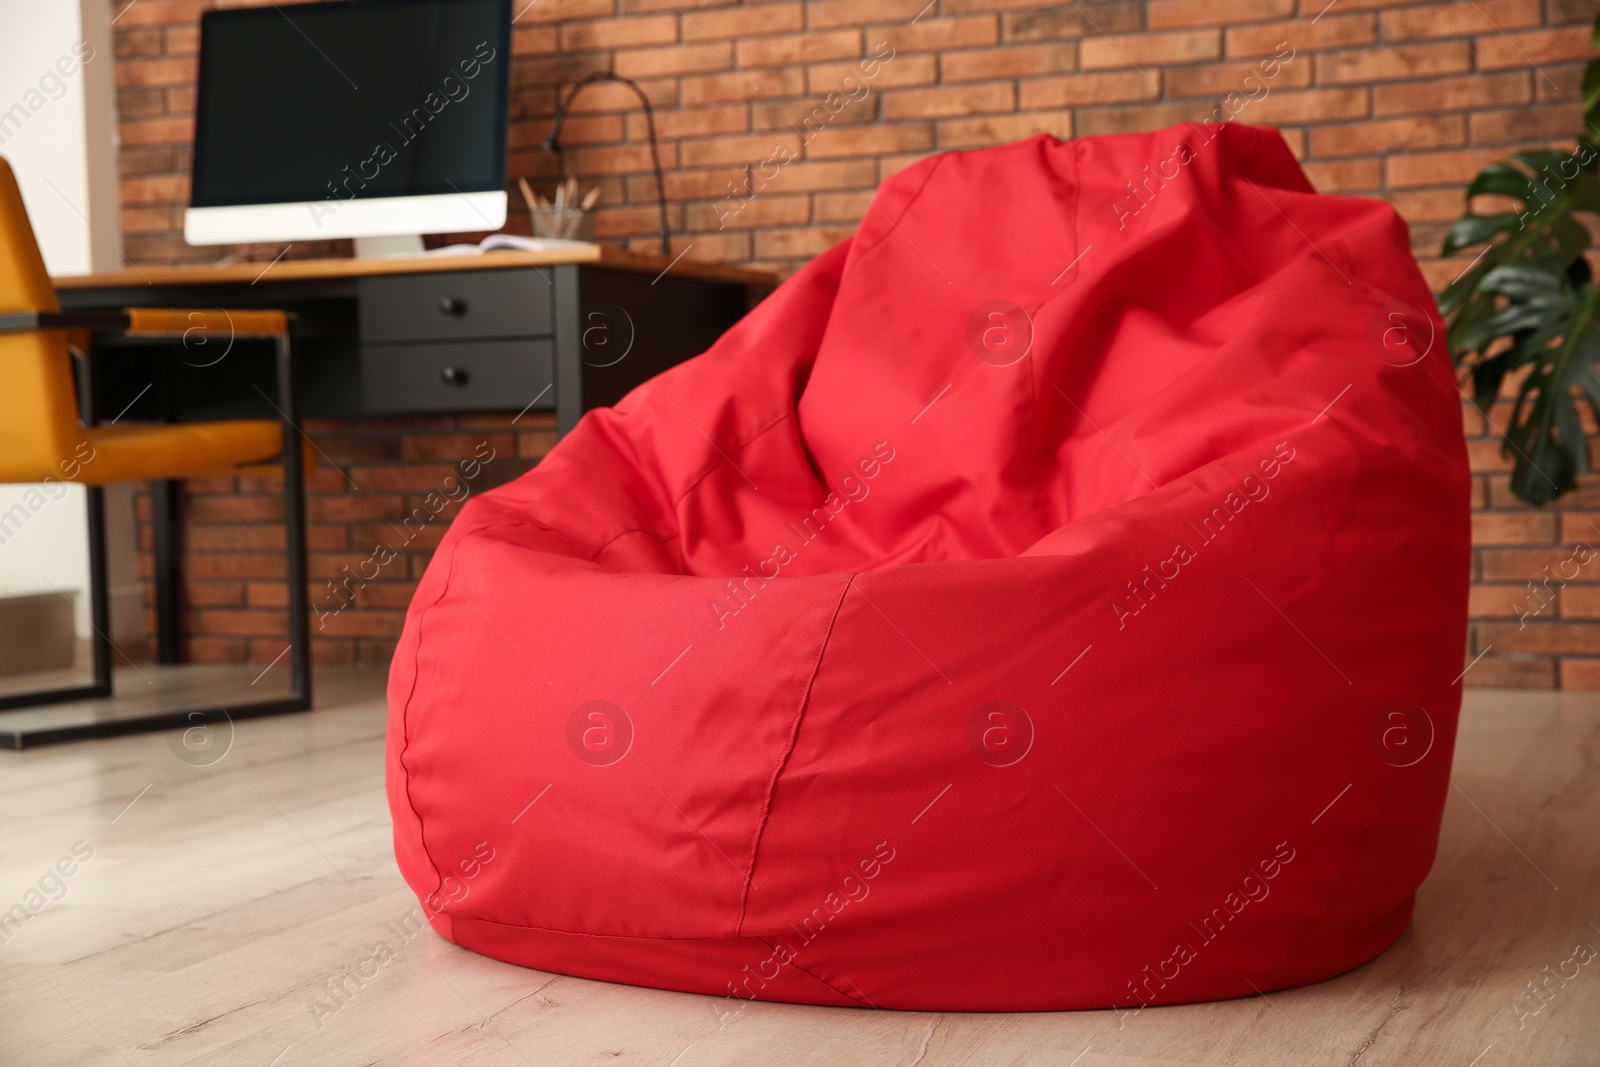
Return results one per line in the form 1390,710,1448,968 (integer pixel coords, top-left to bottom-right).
107,0,1600,682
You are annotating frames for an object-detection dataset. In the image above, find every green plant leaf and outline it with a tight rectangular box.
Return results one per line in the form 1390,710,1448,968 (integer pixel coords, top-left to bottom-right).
1478,262,1565,299
1584,60,1600,139
1493,286,1600,505
1438,60,1600,505
1464,161,1538,201
1441,212,1521,256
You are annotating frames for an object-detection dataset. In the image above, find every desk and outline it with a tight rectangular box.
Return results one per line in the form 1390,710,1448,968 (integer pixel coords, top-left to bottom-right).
52,246,775,664
54,245,776,434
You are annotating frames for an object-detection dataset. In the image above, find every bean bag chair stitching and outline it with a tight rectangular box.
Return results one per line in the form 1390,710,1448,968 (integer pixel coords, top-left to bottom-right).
396,522,857,941
659,402,798,510
736,572,857,930
592,525,678,559
758,936,869,1005
391,528,468,905
457,914,783,944
848,152,948,262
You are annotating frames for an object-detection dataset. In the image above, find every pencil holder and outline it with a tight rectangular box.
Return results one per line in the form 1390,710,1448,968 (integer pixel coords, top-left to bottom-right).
530,205,594,241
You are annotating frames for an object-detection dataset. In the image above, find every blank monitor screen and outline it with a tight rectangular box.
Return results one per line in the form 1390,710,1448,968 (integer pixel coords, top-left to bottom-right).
190,0,510,209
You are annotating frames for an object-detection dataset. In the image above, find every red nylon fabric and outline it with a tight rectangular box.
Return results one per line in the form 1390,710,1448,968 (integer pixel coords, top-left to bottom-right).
387,122,1470,1011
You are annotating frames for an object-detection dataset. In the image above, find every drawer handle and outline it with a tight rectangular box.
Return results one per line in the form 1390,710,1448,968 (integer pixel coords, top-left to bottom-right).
439,297,467,317
440,366,470,386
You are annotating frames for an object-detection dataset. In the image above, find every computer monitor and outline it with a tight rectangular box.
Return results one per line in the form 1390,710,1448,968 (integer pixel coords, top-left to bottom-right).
185,0,511,255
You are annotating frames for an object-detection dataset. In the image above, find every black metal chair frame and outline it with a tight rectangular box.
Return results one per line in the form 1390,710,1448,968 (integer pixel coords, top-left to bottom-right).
0,309,311,747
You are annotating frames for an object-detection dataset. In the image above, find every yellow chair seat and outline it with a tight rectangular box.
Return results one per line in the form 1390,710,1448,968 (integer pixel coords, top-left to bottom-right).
79,420,286,484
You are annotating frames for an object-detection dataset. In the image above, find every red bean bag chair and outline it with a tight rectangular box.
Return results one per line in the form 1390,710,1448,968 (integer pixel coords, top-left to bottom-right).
386,121,1469,1011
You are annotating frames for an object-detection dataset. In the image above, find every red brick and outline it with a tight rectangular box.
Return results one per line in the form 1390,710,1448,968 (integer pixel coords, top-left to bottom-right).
1385,149,1513,189
683,3,804,37
567,142,681,176
1149,0,1294,29
1246,88,1370,126
813,191,871,224
560,15,679,50
1074,102,1221,138
1471,583,1544,619
871,17,1000,54
687,193,812,230
116,28,164,60
1559,513,1600,544
939,112,1072,148
109,0,206,28
1478,26,1595,69
514,0,614,23
510,24,559,56
801,123,934,159
648,104,751,139
183,582,246,608
559,78,676,114
1560,586,1600,619
1164,60,1312,98
193,609,290,637
882,83,1014,119
615,45,737,83
1479,621,1600,655
1225,15,1376,57
120,174,188,205
680,131,802,167
680,68,805,104
1081,29,1221,69
1002,3,1143,41
943,44,1077,80
185,554,286,580
1472,511,1560,545
314,609,407,638
621,0,735,11
809,54,937,92
736,31,863,68
753,226,860,259
1480,547,1596,582
1301,158,1381,193
113,57,196,88
1470,105,1584,145
1462,655,1556,687
1559,659,1600,688
518,430,560,459
1387,187,1479,223
1380,0,1542,40
809,0,930,28
1309,115,1466,158
1020,71,1160,109
1317,42,1473,84
1373,71,1532,116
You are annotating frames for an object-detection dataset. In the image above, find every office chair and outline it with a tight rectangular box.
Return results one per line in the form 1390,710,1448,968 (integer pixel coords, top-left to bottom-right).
0,156,311,746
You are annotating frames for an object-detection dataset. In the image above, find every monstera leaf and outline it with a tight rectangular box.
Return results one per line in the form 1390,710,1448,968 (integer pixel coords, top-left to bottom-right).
1439,18,1600,505
1450,264,1600,504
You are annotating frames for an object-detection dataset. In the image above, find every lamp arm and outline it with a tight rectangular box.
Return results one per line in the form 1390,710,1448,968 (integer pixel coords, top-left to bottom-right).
544,72,671,257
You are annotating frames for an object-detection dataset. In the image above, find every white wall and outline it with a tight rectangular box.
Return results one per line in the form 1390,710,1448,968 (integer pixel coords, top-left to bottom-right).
0,0,122,635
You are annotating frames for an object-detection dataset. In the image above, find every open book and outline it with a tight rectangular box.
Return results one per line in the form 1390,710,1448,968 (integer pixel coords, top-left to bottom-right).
405,233,596,258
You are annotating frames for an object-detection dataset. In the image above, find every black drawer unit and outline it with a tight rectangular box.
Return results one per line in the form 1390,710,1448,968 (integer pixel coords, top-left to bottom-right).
361,338,554,414
357,268,553,342
357,267,555,415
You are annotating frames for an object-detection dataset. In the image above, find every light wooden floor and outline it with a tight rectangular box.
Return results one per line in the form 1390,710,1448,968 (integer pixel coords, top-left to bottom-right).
1,670,1595,1066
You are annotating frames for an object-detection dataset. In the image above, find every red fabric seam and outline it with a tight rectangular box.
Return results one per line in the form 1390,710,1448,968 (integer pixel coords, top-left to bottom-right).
734,571,857,934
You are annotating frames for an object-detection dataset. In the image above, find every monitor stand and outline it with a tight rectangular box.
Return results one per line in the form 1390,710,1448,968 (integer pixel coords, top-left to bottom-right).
353,234,426,258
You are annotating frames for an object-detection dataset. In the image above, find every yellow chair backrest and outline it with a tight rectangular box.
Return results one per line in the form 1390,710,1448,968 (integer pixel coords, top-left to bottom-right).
0,156,92,484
